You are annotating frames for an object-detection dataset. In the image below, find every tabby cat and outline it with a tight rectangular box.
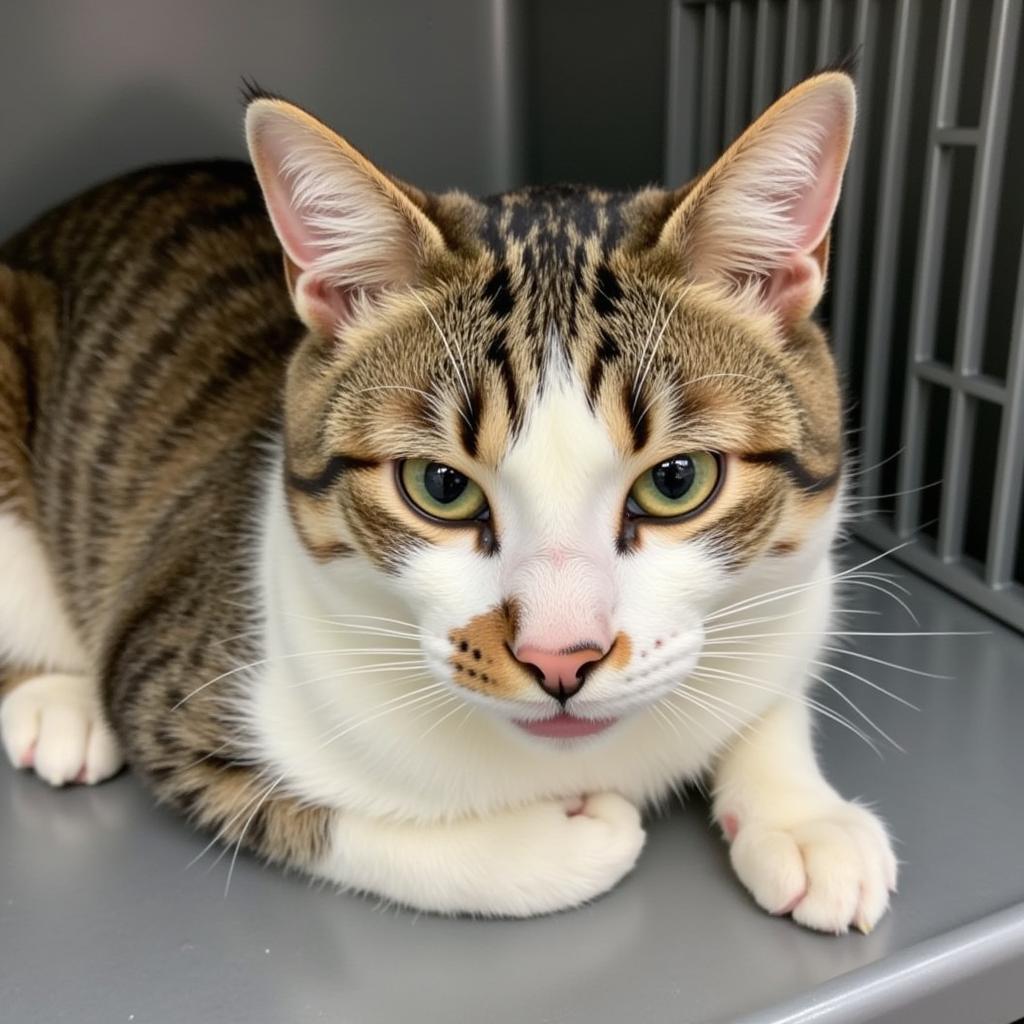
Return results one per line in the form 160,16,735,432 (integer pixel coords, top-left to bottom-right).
0,70,896,931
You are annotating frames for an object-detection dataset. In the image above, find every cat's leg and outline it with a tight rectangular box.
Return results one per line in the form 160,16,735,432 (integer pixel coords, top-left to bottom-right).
0,518,122,786
0,500,121,787
0,511,91,676
0,523,124,785
711,701,897,934
0,267,123,786
317,792,646,916
145,750,643,916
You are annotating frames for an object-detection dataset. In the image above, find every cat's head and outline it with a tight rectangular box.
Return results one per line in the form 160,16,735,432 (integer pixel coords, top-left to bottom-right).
246,73,852,741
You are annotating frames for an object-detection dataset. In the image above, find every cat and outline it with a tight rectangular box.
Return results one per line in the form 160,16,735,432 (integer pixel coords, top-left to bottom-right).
0,69,896,932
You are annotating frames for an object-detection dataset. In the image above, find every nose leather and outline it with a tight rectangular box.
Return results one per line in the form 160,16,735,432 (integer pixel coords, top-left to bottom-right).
515,645,605,703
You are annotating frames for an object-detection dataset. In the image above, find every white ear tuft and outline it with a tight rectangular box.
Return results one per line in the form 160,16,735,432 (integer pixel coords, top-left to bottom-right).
659,73,855,323
245,99,444,337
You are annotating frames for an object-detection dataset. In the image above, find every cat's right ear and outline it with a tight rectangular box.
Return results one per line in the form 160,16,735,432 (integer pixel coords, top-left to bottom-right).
655,72,855,325
245,99,446,338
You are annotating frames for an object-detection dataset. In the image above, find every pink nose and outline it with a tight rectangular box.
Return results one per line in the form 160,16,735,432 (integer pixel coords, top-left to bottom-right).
514,645,606,703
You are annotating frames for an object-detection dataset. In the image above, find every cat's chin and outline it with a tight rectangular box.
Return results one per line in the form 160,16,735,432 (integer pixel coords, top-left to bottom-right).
512,714,619,741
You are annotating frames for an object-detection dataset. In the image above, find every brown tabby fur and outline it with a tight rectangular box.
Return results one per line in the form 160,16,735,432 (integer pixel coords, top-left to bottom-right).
0,82,842,870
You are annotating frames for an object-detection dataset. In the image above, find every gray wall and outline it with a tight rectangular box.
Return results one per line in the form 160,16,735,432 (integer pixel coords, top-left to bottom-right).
0,0,530,239
0,0,676,241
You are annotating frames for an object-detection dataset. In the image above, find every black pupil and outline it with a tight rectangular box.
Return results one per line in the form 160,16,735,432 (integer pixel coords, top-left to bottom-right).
424,463,468,504
652,456,696,500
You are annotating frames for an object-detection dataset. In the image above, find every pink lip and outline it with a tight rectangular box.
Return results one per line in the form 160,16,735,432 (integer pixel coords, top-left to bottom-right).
514,714,618,740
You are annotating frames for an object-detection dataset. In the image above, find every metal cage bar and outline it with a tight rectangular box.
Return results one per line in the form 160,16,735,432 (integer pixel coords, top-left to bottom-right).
783,0,803,86
699,3,724,167
724,1,752,141
828,0,874,373
915,361,1007,404
936,0,1021,561
815,0,836,63
986,241,1024,586
664,0,704,183
858,0,920,504
895,0,967,537
752,0,778,111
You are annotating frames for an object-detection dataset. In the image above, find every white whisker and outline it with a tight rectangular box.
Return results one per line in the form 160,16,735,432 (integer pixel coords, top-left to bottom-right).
314,613,425,631
691,668,881,755
703,606,880,636
702,628,981,643
631,290,665,400
648,702,687,743
698,645,949,681
415,698,469,742
632,292,685,411
174,648,429,709
225,775,284,895
410,288,474,414
819,644,953,680
840,448,905,481
288,662,433,691
672,682,760,740
705,539,919,624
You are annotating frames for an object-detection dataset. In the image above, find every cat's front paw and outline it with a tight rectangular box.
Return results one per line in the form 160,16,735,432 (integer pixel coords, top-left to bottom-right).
1,673,124,786
725,800,897,934
495,792,646,915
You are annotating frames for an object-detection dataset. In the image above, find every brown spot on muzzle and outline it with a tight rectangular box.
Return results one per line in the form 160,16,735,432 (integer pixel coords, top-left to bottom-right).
605,631,632,671
448,601,536,699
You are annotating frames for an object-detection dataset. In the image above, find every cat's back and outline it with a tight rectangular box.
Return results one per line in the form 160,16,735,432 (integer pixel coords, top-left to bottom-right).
1,160,281,296
0,160,303,641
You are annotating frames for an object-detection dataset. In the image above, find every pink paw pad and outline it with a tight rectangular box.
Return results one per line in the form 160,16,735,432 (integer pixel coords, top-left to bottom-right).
721,813,740,841
19,744,36,769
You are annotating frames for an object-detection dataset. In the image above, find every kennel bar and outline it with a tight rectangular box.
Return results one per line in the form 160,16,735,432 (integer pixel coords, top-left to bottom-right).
987,243,1024,585
934,0,1019,562
752,0,778,110
858,0,918,501
816,0,837,65
724,2,749,141
827,0,873,373
892,0,966,540
783,0,804,85
667,0,1024,633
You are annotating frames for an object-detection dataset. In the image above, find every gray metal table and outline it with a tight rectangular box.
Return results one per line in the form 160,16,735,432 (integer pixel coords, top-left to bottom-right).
2,542,1023,1024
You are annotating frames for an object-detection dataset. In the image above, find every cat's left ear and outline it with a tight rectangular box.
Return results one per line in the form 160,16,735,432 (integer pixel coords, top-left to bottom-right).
246,98,447,338
657,72,855,324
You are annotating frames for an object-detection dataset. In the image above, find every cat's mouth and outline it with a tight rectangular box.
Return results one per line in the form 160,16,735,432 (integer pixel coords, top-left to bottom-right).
513,714,619,740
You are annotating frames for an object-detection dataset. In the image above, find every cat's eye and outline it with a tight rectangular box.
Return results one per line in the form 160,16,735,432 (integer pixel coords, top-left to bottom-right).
398,459,489,522
627,452,722,519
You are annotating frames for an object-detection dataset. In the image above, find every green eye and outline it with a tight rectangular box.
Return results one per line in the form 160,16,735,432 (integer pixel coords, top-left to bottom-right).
399,459,488,522
627,452,722,519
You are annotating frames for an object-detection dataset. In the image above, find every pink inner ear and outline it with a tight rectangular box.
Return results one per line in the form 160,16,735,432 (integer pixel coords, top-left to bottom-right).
763,253,821,319
763,130,846,320
295,271,355,339
788,141,845,253
254,127,328,273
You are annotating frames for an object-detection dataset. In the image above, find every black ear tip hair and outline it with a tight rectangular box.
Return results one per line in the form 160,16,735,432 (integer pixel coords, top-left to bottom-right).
814,49,861,81
239,76,285,107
